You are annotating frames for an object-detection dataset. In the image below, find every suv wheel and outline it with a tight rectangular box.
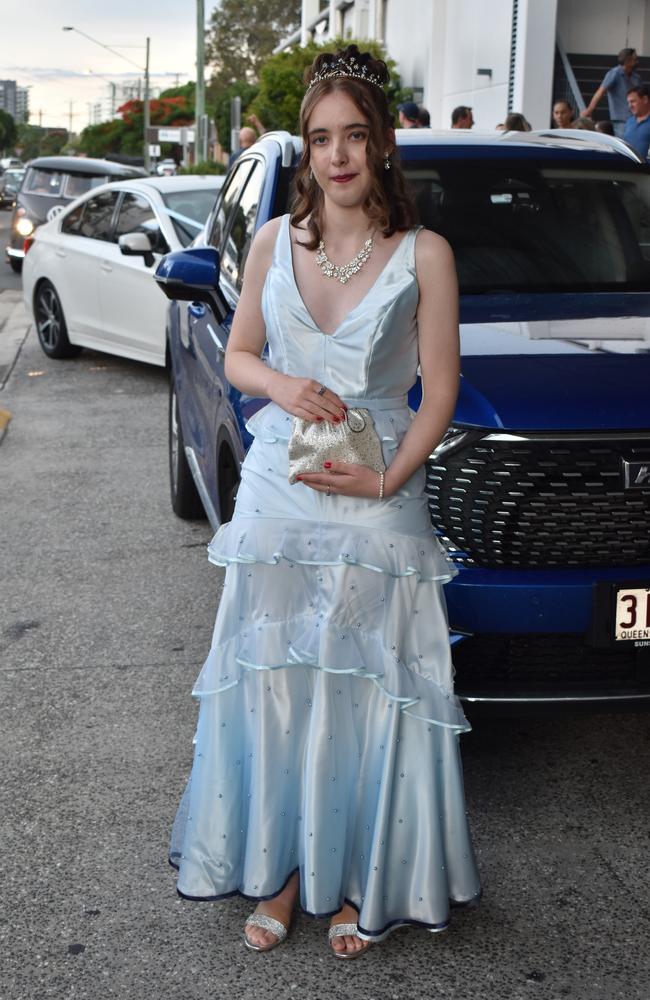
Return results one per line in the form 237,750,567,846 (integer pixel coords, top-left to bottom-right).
169,376,205,519
34,281,80,359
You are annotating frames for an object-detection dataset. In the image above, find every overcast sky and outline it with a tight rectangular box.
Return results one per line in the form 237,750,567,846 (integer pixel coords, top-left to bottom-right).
0,0,206,129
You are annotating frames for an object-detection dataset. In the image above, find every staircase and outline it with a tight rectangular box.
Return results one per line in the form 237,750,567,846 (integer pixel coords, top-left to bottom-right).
553,52,650,123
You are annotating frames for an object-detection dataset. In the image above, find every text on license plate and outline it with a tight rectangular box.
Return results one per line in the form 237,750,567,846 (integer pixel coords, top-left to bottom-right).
615,587,650,641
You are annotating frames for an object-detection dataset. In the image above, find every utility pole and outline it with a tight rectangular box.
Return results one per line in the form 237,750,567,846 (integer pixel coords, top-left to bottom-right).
68,100,75,134
196,0,208,163
144,37,151,172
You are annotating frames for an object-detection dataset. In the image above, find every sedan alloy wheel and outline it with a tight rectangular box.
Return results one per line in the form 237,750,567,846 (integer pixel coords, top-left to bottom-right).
34,281,80,359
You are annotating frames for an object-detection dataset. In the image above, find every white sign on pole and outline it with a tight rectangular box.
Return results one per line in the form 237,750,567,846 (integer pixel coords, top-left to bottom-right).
159,128,182,142
186,129,195,143
149,144,161,157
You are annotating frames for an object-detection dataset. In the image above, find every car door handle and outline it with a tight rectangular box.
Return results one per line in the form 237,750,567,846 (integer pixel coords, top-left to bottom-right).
100,261,113,273
55,249,66,259
207,322,226,361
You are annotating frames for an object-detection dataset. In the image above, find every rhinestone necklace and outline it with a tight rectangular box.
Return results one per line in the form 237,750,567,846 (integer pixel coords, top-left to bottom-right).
315,233,375,285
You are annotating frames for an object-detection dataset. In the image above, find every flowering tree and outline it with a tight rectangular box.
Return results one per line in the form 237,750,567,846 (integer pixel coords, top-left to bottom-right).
79,93,194,158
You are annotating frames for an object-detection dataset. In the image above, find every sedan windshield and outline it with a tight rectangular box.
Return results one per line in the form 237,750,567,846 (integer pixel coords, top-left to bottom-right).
404,161,650,293
161,188,220,246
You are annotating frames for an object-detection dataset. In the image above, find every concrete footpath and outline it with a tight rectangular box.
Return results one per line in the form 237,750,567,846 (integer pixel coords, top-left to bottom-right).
1,320,650,1000
0,290,29,441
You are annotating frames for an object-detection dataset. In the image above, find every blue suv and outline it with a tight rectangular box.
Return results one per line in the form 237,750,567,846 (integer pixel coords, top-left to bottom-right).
155,128,650,708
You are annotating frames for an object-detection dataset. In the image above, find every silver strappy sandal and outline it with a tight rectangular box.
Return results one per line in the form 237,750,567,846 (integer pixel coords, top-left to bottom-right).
243,913,290,953
328,922,371,960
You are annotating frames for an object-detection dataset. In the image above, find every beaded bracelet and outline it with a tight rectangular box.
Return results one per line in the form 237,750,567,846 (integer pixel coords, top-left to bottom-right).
378,470,385,500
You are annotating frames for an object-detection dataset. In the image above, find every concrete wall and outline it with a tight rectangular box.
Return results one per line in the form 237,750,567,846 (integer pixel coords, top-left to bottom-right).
511,0,558,129
556,0,650,55
439,0,513,128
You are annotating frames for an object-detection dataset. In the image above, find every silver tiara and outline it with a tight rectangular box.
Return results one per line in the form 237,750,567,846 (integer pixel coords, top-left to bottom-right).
308,55,385,91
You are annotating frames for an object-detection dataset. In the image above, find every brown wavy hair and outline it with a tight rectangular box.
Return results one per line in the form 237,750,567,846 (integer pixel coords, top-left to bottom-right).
291,45,416,249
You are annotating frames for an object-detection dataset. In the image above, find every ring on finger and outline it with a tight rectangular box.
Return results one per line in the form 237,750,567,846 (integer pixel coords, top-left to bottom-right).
326,485,331,496
317,384,326,396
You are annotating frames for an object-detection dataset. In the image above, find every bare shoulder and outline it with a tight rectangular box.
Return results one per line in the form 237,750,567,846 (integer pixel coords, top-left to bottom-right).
250,216,283,256
414,228,454,268
243,216,284,279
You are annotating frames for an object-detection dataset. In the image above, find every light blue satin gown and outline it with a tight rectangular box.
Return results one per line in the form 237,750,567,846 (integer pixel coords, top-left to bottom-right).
170,214,481,940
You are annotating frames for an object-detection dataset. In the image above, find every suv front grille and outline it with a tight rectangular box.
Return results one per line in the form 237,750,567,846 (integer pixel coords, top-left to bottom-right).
426,433,650,568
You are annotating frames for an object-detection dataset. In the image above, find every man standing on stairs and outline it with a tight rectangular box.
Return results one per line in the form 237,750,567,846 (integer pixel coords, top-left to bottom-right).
584,47,641,138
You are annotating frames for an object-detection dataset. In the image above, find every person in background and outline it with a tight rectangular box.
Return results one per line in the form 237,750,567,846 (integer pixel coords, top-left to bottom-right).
503,112,531,131
229,126,258,167
584,47,641,137
623,85,650,159
417,106,431,127
397,101,419,128
552,100,574,128
595,120,615,136
451,106,474,129
573,116,596,130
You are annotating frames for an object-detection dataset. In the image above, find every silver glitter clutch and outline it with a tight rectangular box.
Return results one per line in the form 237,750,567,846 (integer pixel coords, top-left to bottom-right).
288,407,386,484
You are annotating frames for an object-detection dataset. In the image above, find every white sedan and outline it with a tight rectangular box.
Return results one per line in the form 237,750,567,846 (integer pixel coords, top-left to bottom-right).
23,174,223,367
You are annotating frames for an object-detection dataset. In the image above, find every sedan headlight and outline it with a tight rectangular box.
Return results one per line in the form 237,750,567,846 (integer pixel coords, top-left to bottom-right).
16,217,35,237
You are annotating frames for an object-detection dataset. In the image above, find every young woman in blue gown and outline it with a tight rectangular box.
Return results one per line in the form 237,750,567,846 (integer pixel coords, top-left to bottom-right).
170,45,481,958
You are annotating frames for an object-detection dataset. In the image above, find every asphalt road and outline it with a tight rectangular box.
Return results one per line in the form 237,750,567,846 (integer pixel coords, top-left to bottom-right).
1,309,650,999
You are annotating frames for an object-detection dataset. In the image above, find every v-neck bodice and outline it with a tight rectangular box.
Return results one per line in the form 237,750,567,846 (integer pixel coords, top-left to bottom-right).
261,214,421,401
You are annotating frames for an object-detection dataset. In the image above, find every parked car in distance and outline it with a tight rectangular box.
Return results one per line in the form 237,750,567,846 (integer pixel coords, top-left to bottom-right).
0,168,25,210
155,128,650,711
23,173,224,366
6,156,147,273
0,156,23,171
157,158,178,176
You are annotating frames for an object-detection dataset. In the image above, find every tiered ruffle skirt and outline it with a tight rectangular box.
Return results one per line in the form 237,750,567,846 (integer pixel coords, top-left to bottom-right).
170,403,481,940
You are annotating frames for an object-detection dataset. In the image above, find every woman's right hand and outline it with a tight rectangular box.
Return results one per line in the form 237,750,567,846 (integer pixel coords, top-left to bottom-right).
267,372,347,423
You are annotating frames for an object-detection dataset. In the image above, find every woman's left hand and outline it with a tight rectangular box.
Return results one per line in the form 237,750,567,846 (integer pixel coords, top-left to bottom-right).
297,461,385,499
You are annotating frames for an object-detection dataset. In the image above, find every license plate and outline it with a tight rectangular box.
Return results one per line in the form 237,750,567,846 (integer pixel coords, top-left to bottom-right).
614,586,650,642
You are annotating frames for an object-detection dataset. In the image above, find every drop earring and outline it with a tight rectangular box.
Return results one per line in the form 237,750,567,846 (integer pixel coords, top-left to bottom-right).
384,154,391,171
309,168,314,180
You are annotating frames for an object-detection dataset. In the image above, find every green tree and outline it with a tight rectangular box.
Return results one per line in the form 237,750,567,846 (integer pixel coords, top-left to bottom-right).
0,109,17,152
206,0,301,89
159,81,196,107
249,38,412,136
40,130,68,156
209,80,259,153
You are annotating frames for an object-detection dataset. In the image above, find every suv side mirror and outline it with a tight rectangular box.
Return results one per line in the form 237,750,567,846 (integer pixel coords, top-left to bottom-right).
154,246,230,322
119,231,154,267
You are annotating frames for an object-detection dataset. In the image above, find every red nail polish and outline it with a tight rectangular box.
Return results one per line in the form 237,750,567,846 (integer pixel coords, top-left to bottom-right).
296,475,303,480
333,417,341,423
323,461,332,468
316,416,323,421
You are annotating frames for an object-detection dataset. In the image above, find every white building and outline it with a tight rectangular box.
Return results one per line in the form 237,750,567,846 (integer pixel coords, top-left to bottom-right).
282,0,650,129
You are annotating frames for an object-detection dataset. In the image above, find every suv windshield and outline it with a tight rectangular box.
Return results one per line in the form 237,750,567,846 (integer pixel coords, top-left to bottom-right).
404,161,650,293
161,188,220,247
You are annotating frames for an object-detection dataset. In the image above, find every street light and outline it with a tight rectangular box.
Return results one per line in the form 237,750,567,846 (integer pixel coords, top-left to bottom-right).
62,25,151,171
